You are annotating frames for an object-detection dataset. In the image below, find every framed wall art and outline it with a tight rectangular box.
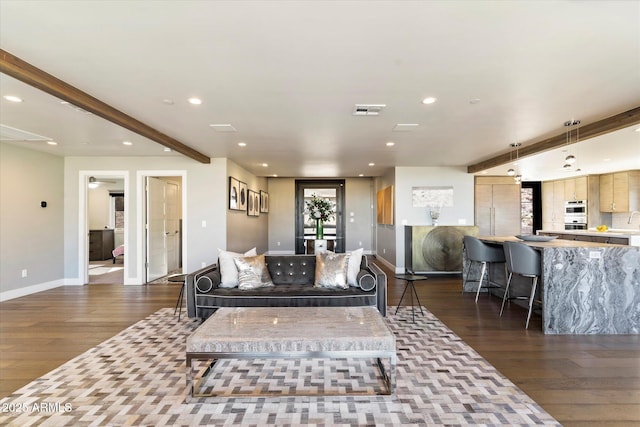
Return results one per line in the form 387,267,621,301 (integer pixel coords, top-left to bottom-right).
247,190,260,216
238,181,248,211
260,190,269,213
229,177,240,210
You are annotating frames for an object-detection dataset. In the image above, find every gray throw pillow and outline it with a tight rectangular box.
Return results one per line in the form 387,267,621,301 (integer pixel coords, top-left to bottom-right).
314,252,349,289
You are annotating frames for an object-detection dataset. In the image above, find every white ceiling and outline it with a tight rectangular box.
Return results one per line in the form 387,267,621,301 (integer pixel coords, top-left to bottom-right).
1,0,639,179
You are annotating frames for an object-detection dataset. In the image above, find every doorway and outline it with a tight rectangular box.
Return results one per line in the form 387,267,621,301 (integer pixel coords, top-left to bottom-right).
295,180,345,254
81,172,128,285
144,176,183,282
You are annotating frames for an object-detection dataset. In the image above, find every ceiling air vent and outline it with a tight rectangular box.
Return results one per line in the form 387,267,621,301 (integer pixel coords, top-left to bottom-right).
352,104,386,116
0,124,51,142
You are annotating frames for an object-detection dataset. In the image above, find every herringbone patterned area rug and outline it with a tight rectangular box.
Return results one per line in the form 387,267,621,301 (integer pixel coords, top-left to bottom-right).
0,308,560,426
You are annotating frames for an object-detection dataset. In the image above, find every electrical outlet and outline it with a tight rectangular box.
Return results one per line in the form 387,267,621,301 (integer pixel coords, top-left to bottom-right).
277,241,281,246
21,269,27,278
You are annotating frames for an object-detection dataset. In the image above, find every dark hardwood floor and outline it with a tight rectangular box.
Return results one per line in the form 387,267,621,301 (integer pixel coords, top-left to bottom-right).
1,261,639,426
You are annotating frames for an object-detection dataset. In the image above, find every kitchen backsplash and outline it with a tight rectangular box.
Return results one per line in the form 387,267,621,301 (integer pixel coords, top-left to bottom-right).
612,212,640,229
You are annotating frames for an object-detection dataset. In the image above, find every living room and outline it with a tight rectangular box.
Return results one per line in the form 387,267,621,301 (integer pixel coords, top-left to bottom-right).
1,1,639,425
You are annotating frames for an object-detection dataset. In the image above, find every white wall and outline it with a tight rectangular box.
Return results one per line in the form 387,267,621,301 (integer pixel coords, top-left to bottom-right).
0,143,65,300
64,156,227,284
375,166,475,273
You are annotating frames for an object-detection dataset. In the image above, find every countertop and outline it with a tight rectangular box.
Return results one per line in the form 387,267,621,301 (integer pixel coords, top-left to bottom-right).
537,229,640,238
478,235,628,248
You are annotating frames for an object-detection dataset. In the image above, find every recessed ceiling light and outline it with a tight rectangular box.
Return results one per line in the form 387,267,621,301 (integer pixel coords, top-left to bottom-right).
163,147,171,152
469,98,481,104
188,97,202,105
3,95,23,103
421,97,437,105
368,162,375,166
272,174,278,177
635,127,640,132
262,163,269,167
385,141,395,147
162,99,174,105
603,158,611,162
122,141,133,146
358,173,364,177
46,140,57,146
238,142,247,147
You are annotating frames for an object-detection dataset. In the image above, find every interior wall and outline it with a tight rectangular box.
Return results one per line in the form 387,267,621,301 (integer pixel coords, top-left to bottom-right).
64,156,227,284
375,168,396,268
226,160,268,254
266,177,375,254
394,166,475,272
0,143,65,299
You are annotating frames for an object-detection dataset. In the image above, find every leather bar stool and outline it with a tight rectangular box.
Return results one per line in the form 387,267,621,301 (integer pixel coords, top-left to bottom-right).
463,236,506,303
500,241,542,329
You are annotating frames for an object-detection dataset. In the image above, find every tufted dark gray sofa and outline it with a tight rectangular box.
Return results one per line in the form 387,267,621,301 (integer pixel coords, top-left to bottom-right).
185,254,387,320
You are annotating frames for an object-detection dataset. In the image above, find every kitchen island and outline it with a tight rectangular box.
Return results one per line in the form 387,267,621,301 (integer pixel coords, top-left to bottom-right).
463,236,640,334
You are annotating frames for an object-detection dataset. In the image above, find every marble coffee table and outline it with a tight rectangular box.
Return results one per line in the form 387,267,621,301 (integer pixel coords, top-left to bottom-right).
186,306,396,400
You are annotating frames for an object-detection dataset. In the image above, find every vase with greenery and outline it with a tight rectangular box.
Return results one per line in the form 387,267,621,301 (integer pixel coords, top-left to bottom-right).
305,194,335,239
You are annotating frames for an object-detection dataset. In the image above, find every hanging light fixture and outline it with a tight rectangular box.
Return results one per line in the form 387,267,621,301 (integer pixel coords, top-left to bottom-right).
509,142,522,182
506,142,519,176
563,119,580,169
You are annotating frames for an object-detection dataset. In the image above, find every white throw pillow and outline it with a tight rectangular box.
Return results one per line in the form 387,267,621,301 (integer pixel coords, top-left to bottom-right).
218,247,257,288
346,248,364,287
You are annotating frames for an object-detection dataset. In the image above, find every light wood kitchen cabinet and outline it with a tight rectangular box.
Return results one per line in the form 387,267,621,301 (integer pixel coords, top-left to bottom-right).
542,180,566,231
599,170,640,212
565,176,587,201
475,177,521,236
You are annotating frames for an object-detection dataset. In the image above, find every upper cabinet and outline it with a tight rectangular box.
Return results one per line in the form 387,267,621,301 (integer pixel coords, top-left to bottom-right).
475,176,521,236
599,171,640,212
565,176,588,201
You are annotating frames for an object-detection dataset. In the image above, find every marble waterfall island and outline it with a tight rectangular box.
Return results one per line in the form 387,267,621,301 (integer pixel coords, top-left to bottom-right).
464,237,640,334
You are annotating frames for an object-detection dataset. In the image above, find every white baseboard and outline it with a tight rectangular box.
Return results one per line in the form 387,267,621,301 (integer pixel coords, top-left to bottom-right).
0,279,66,302
371,255,398,273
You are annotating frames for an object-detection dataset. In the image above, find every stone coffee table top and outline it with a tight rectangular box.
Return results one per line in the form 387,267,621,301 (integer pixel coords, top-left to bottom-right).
187,306,395,354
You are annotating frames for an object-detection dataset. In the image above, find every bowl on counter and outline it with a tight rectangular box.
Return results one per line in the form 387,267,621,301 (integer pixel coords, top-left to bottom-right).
515,235,558,242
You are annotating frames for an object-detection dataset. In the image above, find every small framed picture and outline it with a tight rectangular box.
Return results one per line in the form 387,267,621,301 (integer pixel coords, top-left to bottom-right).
229,177,240,210
247,190,260,216
238,181,248,211
260,190,269,213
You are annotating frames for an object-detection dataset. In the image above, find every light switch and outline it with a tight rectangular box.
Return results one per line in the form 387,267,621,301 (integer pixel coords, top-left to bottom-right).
201,220,207,228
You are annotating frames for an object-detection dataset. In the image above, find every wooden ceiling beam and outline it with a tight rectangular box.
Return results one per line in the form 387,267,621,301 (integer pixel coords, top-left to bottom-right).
467,107,640,174
0,49,210,164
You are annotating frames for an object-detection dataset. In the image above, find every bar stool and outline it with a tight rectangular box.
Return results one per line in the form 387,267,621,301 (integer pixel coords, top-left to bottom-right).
463,236,506,303
500,241,541,329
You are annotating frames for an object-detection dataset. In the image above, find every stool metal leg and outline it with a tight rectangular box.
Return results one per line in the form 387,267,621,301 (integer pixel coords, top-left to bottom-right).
474,262,487,303
525,276,538,329
409,281,424,315
500,271,513,316
395,281,411,315
175,282,185,321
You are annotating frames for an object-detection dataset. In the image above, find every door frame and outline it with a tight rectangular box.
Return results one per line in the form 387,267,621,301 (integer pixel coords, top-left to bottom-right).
136,170,187,283
295,179,345,254
78,170,129,285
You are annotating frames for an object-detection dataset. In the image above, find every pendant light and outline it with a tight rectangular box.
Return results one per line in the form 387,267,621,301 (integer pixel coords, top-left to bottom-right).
563,119,580,169
509,142,522,182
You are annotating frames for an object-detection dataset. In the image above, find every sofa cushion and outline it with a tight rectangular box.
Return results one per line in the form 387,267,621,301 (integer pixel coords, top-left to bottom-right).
234,254,274,290
218,247,257,288
314,252,349,289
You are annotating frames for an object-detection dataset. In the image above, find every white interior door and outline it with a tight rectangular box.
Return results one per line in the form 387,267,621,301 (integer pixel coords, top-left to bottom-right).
165,181,180,272
146,177,168,281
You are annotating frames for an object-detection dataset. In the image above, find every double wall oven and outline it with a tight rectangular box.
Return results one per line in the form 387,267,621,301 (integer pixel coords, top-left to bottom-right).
564,200,587,230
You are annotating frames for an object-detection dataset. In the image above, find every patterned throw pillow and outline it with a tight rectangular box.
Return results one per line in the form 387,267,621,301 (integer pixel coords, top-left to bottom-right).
314,252,350,289
233,255,274,290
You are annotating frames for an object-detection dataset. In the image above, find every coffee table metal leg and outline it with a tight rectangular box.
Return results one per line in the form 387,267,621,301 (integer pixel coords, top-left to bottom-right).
410,282,424,315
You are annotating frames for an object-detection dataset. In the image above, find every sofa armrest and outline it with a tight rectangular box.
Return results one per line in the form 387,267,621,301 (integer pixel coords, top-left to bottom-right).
367,261,387,317
185,264,219,318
